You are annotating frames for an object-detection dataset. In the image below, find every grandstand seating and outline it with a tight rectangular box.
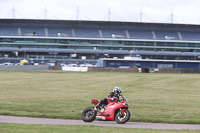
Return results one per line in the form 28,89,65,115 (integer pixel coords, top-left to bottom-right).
74,28,100,38
47,27,72,37
154,30,179,40
128,30,153,39
0,26,18,36
180,31,200,41
1,26,200,41
20,27,46,36
101,29,126,38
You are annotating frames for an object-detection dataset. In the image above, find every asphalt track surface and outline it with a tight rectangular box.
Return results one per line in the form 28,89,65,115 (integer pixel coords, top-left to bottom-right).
1,115,200,130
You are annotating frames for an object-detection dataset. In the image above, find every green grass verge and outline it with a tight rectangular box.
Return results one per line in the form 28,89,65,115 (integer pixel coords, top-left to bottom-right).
0,123,200,133
0,70,200,124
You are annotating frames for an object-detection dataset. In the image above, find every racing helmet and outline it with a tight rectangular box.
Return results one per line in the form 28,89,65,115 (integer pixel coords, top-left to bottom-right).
113,87,122,94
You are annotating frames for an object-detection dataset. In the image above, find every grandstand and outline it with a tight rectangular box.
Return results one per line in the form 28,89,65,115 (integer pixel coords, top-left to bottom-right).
1,19,200,68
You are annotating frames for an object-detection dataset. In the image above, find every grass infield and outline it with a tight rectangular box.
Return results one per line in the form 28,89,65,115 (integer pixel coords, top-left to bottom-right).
0,123,200,133
0,70,200,124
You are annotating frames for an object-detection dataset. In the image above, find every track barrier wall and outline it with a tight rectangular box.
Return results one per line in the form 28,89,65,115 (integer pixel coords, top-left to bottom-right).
88,67,200,73
0,65,50,70
155,68,200,74
2,66,199,73
88,67,140,73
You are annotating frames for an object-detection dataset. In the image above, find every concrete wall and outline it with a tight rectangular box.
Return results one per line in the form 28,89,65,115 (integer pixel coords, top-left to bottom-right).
55,66,200,74
88,67,139,73
0,65,50,70
153,68,200,73
88,67,200,73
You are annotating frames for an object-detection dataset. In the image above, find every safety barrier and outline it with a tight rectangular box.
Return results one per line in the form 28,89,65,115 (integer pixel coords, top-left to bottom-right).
0,65,50,70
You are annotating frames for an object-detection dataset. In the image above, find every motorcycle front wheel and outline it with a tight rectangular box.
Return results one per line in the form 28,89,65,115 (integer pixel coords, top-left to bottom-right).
115,109,130,124
81,107,96,122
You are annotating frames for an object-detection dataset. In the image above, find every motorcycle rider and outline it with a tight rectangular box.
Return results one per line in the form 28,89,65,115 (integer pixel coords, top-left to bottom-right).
94,87,122,110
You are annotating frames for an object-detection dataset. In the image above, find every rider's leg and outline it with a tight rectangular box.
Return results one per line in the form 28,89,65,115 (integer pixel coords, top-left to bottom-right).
95,98,107,108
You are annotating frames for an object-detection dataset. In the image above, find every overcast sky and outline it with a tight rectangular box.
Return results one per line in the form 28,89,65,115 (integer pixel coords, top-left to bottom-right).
0,0,200,25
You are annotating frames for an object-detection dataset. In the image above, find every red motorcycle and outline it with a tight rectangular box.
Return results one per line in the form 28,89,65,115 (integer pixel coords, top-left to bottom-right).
81,94,130,124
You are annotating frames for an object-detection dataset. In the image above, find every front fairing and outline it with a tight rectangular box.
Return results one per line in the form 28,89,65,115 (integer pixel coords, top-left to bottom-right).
98,100,129,121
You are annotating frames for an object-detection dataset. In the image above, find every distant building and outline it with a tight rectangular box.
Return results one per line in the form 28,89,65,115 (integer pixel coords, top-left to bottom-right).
1,19,200,68
97,58,200,68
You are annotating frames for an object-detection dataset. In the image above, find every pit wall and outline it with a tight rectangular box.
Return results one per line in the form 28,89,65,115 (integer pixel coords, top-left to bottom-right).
0,65,50,70
154,68,200,73
87,67,139,73
88,67,200,73
52,67,200,74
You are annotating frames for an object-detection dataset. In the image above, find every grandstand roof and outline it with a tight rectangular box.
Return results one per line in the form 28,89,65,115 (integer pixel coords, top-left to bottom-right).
1,19,200,31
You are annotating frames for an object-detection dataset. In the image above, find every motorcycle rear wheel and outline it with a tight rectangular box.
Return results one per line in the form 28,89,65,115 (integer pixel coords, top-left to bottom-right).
115,110,130,124
81,107,96,122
